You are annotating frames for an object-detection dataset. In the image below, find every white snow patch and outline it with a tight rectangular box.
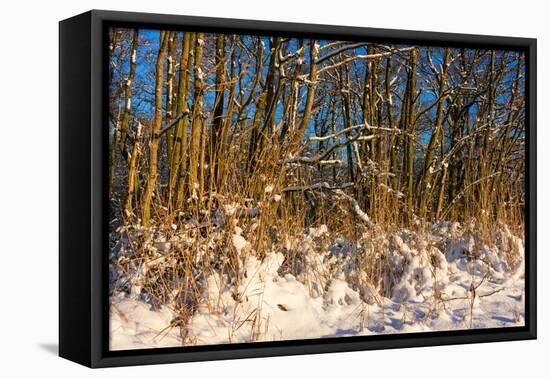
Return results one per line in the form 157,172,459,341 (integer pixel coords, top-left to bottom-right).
110,222,525,350
232,233,251,254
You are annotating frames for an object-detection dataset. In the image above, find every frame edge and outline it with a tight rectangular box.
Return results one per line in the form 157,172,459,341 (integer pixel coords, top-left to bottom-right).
79,9,537,368
59,11,94,368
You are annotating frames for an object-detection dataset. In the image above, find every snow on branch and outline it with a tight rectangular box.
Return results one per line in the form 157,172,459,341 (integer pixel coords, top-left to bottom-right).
333,189,373,226
158,110,190,136
280,181,373,226
318,159,342,166
279,44,308,63
282,124,405,166
307,122,405,144
282,181,354,193
301,46,414,79
284,122,403,166
281,182,371,227
307,123,371,143
223,204,260,218
314,42,369,65
281,134,364,165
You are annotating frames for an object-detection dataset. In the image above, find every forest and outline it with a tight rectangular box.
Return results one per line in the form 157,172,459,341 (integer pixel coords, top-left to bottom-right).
108,27,526,350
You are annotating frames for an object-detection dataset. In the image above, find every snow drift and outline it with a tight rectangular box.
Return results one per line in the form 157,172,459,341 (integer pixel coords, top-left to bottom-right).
109,221,524,350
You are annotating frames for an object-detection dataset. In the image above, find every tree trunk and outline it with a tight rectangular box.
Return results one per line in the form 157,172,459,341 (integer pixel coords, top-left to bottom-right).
119,29,139,160
124,121,143,216
188,33,205,202
210,34,227,192
164,32,177,170
295,39,318,143
141,31,169,226
417,48,450,218
402,48,418,221
172,32,194,210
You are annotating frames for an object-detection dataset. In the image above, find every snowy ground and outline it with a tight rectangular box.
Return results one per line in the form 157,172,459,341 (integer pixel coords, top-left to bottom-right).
109,222,524,350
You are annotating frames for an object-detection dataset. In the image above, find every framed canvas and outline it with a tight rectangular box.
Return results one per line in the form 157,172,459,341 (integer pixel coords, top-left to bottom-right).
59,10,537,368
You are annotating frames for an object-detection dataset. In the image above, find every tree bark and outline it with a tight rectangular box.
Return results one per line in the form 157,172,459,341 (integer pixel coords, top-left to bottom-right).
188,33,205,202
417,48,450,218
141,31,169,226
210,34,227,191
119,29,139,159
172,32,194,210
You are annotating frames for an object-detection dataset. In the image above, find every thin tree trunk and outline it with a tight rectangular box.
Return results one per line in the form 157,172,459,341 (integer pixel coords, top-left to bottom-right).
417,48,450,218
141,31,169,226
124,121,143,216
164,32,177,169
172,32,194,210
403,48,418,221
210,34,227,191
119,29,139,160
216,37,238,191
188,33,205,201
295,39,318,143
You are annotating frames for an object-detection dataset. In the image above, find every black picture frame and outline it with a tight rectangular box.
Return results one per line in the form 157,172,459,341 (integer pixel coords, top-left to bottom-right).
59,9,537,368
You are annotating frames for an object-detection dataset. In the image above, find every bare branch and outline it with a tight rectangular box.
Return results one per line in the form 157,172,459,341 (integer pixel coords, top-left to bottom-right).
158,110,189,136
333,189,373,226
301,46,414,79
282,181,354,193
315,42,369,65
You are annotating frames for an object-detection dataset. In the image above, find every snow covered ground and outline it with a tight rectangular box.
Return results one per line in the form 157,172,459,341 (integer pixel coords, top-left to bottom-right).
109,222,524,350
